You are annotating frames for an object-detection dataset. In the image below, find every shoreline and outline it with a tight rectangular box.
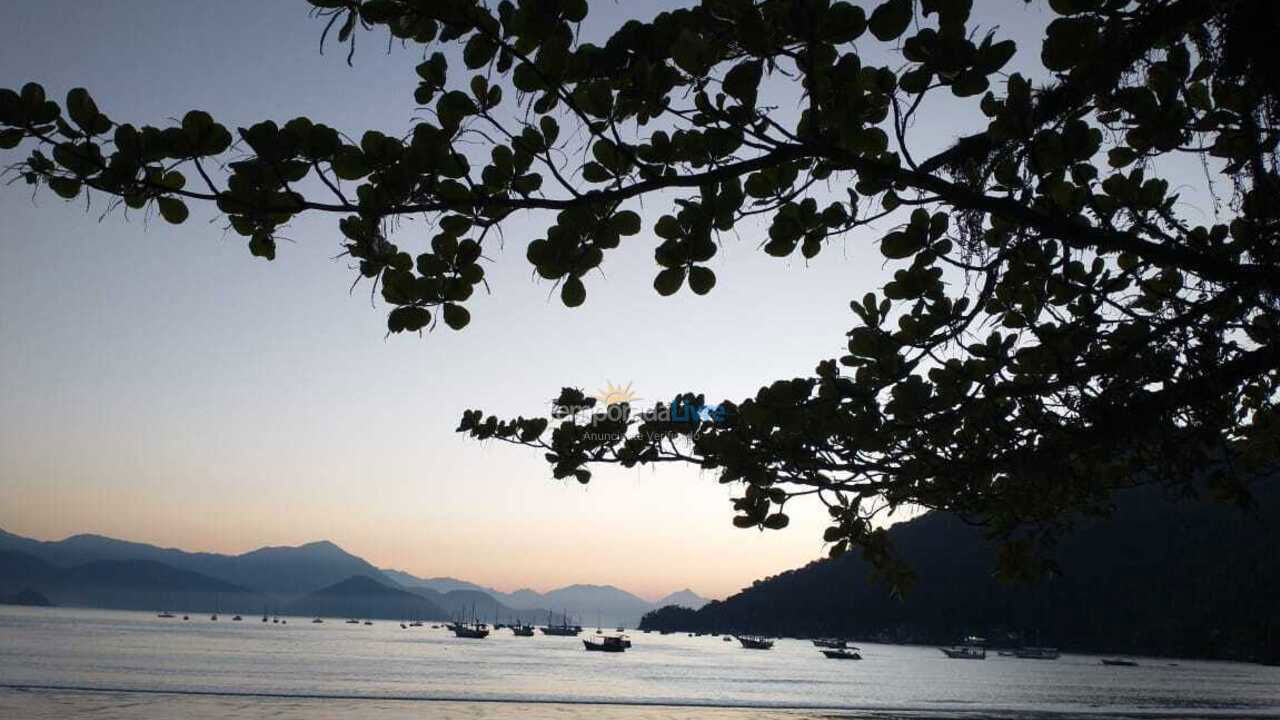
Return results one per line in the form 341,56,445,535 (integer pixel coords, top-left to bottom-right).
4,684,1278,719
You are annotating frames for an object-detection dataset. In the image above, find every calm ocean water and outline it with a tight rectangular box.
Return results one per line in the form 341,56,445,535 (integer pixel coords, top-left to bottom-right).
0,607,1276,719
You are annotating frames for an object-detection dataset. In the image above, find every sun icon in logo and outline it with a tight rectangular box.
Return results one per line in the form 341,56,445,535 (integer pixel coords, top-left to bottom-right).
595,381,639,407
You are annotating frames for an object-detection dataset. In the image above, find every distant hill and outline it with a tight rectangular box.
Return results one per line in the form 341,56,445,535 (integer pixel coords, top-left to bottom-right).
0,531,393,596
0,549,259,612
383,567,709,627
639,478,1280,662
282,575,447,621
416,587,538,623
0,528,707,625
384,572,497,596
654,589,709,610
538,584,654,627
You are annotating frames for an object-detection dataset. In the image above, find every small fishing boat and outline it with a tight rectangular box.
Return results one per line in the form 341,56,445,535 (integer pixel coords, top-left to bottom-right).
940,636,987,659
812,638,848,649
346,619,360,624
540,610,583,636
615,626,625,632
232,615,242,622
453,621,489,638
452,604,490,638
511,623,536,637
157,611,175,618
409,621,423,627
363,620,373,626
312,618,323,624
1015,647,1060,660
821,647,862,660
583,634,627,653
737,635,774,650
722,636,732,642
1101,658,1139,666
939,645,986,659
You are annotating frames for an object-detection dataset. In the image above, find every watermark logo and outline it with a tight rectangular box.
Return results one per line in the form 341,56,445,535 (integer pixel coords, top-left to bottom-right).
595,381,639,407
553,382,727,426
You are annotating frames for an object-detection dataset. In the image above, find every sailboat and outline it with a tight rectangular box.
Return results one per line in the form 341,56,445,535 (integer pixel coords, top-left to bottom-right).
156,591,176,620
540,610,583,636
453,616,489,638
510,617,535,636
451,604,490,639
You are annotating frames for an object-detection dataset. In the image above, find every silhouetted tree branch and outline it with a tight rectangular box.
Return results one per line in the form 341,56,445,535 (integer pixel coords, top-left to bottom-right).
2,0,1276,586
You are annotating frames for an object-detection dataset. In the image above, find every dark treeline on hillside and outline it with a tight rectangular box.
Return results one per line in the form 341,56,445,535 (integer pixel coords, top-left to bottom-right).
640,478,1279,662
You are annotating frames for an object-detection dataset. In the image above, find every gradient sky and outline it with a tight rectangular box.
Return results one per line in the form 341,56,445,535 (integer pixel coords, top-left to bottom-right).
0,1,1071,600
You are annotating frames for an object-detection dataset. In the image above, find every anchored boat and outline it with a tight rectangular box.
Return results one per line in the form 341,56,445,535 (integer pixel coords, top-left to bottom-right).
812,638,849,649
583,634,627,653
540,610,583,636
736,635,774,650
939,637,987,659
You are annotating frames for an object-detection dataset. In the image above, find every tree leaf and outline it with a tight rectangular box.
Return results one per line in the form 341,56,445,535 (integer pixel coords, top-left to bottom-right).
442,303,470,330
723,60,762,105
688,265,716,295
157,197,189,224
654,267,686,296
611,210,642,236
869,0,912,42
561,276,586,307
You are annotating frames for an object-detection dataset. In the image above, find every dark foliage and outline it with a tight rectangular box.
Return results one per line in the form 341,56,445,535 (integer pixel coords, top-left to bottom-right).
641,476,1279,661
